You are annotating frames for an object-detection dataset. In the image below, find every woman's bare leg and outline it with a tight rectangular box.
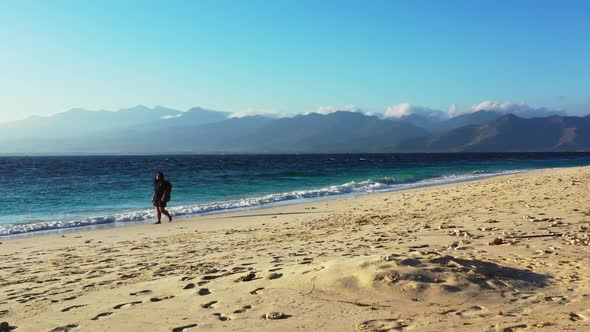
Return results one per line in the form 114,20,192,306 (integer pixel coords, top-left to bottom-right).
154,207,162,224
160,207,172,222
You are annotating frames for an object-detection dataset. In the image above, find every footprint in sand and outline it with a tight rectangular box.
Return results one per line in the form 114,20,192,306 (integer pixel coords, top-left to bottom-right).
113,301,142,309
544,296,567,304
61,304,87,312
129,290,152,296
266,273,283,280
456,306,488,318
356,318,410,331
201,274,225,281
250,287,264,295
201,301,218,309
183,283,196,290
150,296,174,302
213,313,232,321
51,324,78,332
233,305,252,314
570,312,588,321
198,288,211,296
91,312,113,320
171,324,198,332
234,272,256,282
502,324,529,332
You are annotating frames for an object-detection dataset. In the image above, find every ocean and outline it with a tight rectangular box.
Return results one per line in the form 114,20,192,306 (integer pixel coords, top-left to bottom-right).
2,153,590,236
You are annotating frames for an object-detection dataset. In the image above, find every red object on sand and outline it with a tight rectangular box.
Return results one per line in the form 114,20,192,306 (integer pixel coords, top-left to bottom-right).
492,238,503,245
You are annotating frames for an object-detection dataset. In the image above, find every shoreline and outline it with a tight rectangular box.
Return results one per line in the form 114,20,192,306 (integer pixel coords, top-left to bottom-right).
1,167,539,239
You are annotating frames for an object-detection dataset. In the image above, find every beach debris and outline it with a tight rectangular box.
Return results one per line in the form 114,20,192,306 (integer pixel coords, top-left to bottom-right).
448,229,474,238
490,238,503,245
235,272,256,282
185,263,219,275
448,241,460,250
438,224,461,229
536,249,553,255
382,254,399,262
478,226,498,232
262,312,288,320
505,233,563,239
564,233,590,246
380,273,401,284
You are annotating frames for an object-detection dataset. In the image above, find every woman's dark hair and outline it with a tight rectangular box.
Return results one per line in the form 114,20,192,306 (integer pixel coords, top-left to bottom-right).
154,171,165,184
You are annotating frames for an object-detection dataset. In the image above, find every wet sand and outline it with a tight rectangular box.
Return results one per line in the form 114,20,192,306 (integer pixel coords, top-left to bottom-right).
1,166,590,331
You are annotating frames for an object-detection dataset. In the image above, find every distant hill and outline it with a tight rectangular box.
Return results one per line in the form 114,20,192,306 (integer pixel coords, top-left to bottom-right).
224,111,429,153
399,109,566,134
431,110,503,133
397,114,590,152
1,106,589,154
1,105,181,139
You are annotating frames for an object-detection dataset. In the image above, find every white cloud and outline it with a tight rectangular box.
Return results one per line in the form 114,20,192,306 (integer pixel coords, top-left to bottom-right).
227,109,286,119
384,102,447,119
448,104,459,117
460,101,565,118
229,105,371,118
469,101,528,113
310,105,361,115
161,114,182,120
384,103,412,118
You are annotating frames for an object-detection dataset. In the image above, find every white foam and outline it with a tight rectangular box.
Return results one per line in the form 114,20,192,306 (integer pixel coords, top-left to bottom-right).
0,169,529,236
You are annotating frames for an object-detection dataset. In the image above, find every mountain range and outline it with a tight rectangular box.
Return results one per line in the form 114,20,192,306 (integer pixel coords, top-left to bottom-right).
1,105,588,154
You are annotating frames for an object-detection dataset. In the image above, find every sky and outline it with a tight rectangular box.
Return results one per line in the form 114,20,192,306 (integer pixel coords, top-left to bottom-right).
1,0,590,123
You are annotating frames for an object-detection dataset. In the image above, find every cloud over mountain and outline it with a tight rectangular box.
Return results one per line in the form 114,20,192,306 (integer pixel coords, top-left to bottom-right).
466,101,565,118
313,105,362,115
228,109,286,118
384,103,446,119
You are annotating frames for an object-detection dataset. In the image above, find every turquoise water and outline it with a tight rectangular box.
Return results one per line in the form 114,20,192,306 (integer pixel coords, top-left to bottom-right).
1,153,590,236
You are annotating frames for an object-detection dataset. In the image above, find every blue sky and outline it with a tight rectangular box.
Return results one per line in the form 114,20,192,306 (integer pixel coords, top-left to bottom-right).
1,0,589,122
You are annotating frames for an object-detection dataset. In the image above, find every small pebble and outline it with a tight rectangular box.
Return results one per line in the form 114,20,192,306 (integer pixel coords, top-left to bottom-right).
263,312,287,320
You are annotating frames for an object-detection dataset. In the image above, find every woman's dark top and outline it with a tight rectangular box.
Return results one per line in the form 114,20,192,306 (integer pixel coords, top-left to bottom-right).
153,181,168,207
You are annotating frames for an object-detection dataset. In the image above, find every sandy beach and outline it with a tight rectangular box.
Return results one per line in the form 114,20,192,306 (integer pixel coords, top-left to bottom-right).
2,166,590,331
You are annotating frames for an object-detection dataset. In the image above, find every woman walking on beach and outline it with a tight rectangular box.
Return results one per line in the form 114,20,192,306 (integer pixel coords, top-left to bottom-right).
153,171,173,224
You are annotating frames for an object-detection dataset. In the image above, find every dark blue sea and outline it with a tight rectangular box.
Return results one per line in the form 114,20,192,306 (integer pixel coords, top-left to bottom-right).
2,153,590,236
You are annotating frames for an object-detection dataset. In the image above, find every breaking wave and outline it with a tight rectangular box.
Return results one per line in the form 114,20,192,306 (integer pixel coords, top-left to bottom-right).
0,169,528,236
